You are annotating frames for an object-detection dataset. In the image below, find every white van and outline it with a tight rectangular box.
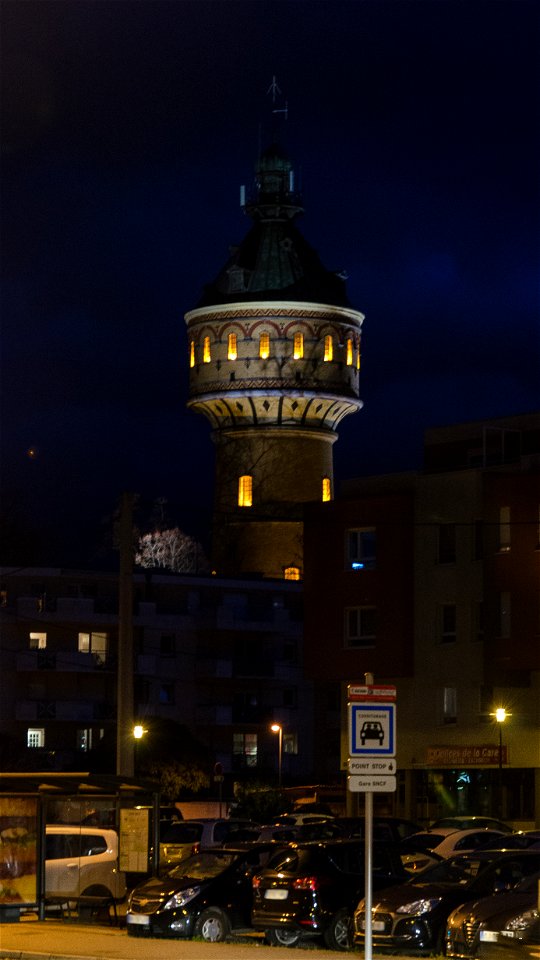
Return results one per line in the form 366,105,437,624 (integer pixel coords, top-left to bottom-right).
45,825,126,901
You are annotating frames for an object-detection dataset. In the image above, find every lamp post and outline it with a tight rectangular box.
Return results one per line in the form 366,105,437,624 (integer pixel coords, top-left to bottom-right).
270,723,283,788
494,708,507,818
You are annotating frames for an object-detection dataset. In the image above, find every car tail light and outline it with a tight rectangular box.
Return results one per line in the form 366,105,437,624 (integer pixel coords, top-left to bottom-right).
191,842,200,855
293,876,319,891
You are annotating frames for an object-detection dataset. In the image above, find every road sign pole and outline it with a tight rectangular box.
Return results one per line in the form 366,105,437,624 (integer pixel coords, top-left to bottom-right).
364,672,374,960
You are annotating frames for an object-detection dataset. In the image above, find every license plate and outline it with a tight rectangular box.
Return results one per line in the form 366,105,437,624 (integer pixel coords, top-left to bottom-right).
264,889,288,900
127,914,150,925
479,931,498,942
361,919,385,932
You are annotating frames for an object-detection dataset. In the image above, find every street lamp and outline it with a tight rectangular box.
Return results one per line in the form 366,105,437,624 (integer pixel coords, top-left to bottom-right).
133,724,146,775
270,723,283,788
492,708,508,818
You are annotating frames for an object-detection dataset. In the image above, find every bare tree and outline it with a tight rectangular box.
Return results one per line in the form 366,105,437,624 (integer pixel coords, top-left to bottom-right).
135,527,208,574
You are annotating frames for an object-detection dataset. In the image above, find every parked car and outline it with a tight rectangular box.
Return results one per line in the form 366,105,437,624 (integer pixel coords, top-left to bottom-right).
159,818,260,867
446,870,540,958
254,820,345,843
431,816,513,834
45,825,126,902
477,898,540,960
251,838,410,950
126,846,271,940
336,816,423,842
353,850,540,954
476,832,540,852
273,812,335,826
401,827,508,860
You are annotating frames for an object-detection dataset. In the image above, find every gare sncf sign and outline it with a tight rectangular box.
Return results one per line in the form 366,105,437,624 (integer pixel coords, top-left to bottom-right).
426,745,508,765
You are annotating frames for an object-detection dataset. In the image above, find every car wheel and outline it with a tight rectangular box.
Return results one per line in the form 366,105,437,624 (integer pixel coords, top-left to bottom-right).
266,927,301,947
194,907,230,942
323,909,352,951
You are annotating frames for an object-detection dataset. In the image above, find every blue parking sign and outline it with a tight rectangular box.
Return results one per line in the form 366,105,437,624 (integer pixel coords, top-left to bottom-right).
349,702,396,756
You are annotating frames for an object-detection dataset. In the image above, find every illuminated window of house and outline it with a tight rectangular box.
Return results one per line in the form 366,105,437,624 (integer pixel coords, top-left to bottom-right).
345,606,376,647
324,334,333,361
77,728,103,751
238,475,253,507
322,476,332,502
284,566,300,581
29,632,47,649
498,506,511,552
27,728,45,748
346,528,376,570
346,338,353,366
233,732,258,768
203,335,211,363
356,345,361,370
228,333,237,360
293,332,304,359
78,631,108,663
189,340,195,368
259,331,270,359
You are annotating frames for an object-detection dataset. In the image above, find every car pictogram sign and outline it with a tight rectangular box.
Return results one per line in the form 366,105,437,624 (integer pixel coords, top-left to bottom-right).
348,702,396,757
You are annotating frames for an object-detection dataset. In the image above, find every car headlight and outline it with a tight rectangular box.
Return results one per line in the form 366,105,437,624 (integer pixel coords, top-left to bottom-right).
164,886,201,910
504,909,539,933
396,897,443,915
355,899,366,915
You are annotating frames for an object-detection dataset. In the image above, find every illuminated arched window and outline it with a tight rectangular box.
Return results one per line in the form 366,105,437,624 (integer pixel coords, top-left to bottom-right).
238,475,252,507
322,476,332,502
346,338,353,366
356,343,361,370
293,332,304,359
284,566,301,581
324,335,333,362
259,331,270,359
189,340,195,368
203,336,211,363
228,333,237,360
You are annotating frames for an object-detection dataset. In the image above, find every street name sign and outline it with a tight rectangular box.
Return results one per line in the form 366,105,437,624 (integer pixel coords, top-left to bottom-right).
348,774,397,793
348,684,397,702
348,757,396,775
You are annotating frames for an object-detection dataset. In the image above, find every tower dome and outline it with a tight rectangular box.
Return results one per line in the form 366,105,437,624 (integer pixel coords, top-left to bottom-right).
185,136,364,578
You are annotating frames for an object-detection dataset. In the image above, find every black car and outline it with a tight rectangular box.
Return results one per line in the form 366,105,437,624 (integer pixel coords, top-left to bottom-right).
251,839,409,951
477,898,540,960
126,846,272,941
446,870,540,959
353,850,540,955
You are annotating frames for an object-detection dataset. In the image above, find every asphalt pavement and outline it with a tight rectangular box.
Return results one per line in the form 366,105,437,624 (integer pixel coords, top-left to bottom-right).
0,916,370,960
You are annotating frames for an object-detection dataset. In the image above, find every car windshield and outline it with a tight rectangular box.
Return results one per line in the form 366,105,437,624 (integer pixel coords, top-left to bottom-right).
415,854,487,884
167,852,235,880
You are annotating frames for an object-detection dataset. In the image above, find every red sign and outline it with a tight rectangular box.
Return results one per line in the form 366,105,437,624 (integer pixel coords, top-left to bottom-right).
426,745,508,766
348,684,397,702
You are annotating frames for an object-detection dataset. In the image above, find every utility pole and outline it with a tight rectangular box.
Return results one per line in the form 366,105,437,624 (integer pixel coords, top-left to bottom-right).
116,492,135,777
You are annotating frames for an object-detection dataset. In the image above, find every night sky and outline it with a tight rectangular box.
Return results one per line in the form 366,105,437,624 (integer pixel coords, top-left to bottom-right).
2,0,539,566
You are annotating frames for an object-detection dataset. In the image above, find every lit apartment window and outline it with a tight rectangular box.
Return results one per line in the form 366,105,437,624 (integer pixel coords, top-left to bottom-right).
203,335,211,363
499,591,511,637
284,566,301,581
29,632,47,649
443,687,457,724
438,523,456,563
346,338,353,366
498,506,511,552
189,340,195,368
78,631,108,663
238,474,253,507
345,606,376,647
27,728,45,748
233,732,258,768
346,528,376,570
441,603,457,643
259,332,270,359
77,728,94,751
293,332,304,359
227,333,237,360
322,476,332,502
323,334,333,361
